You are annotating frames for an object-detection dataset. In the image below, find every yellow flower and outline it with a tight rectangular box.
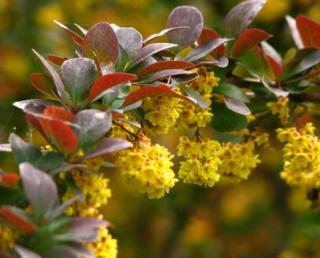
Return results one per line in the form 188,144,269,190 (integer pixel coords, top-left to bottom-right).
143,95,182,135
116,137,177,199
86,226,117,258
218,141,260,181
0,225,16,251
177,136,222,187
277,123,320,188
267,96,290,125
63,170,112,216
178,69,219,128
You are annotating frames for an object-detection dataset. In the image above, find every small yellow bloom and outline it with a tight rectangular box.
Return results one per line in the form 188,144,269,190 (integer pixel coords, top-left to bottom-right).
218,141,260,181
277,123,320,188
63,170,112,216
267,96,290,125
177,136,222,187
178,69,219,128
0,225,16,251
117,137,177,199
86,226,117,258
143,95,182,135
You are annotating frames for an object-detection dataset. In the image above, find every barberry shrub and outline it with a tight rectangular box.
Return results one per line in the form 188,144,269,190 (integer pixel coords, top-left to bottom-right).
1,0,320,257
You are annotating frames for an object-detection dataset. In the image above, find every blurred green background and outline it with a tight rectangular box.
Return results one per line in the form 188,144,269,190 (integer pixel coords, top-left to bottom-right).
1,0,320,257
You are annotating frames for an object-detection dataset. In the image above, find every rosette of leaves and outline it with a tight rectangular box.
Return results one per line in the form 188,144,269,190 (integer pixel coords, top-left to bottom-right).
0,162,107,258
5,102,132,171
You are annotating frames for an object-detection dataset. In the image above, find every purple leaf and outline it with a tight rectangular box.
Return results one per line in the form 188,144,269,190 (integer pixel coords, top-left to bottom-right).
286,16,304,49
185,38,230,62
84,137,132,160
144,26,189,44
261,42,282,64
224,98,251,116
32,50,70,99
15,246,42,258
48,194,84,221
167,6,204,46
19,162,58,215
224,0,266,36
129,43,177,68
261,78,289,97
195,56,229,68
142,69,191,83
288,50,320,77
180,85,209,109
61,58,95,101
116,27,143,56
13,99,49,113
66,218,108,243
74,109,112,145
83,22,119,68
9,133,41,164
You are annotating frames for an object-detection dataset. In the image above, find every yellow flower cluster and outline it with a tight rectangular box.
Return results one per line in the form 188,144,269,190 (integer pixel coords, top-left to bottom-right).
143,95,182,134
277,123,320,188
63,170,111,217
116,137,178,199
251,127,270,148
86,226,118,258
0,225,16,251
178,69,219,128
267,96,290,125
110,121,136,141
218,141,260,181
177,136,222,187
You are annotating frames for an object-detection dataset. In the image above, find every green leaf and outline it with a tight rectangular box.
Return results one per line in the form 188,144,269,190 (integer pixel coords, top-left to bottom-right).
9,133,42,164
211,103,247,132
214,83,249,102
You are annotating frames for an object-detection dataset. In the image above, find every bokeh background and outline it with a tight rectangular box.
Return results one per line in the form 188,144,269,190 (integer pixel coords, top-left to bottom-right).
1,0,320,257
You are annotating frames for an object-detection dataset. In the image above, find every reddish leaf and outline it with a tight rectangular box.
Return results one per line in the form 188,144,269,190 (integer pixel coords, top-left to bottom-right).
39,106,77,153
83,22,119,67
88,73,137,102
42,106,74,122
198,28,226,57
45,119,78,153
123,84,190,106
138,61,194,77
265,55,283,79
54,20,84,46
0,207,37,234
232,28,270,57
0,173,20,186
296,15,320,49
47,54,68,65
30,73,53,96
32,50,69,99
